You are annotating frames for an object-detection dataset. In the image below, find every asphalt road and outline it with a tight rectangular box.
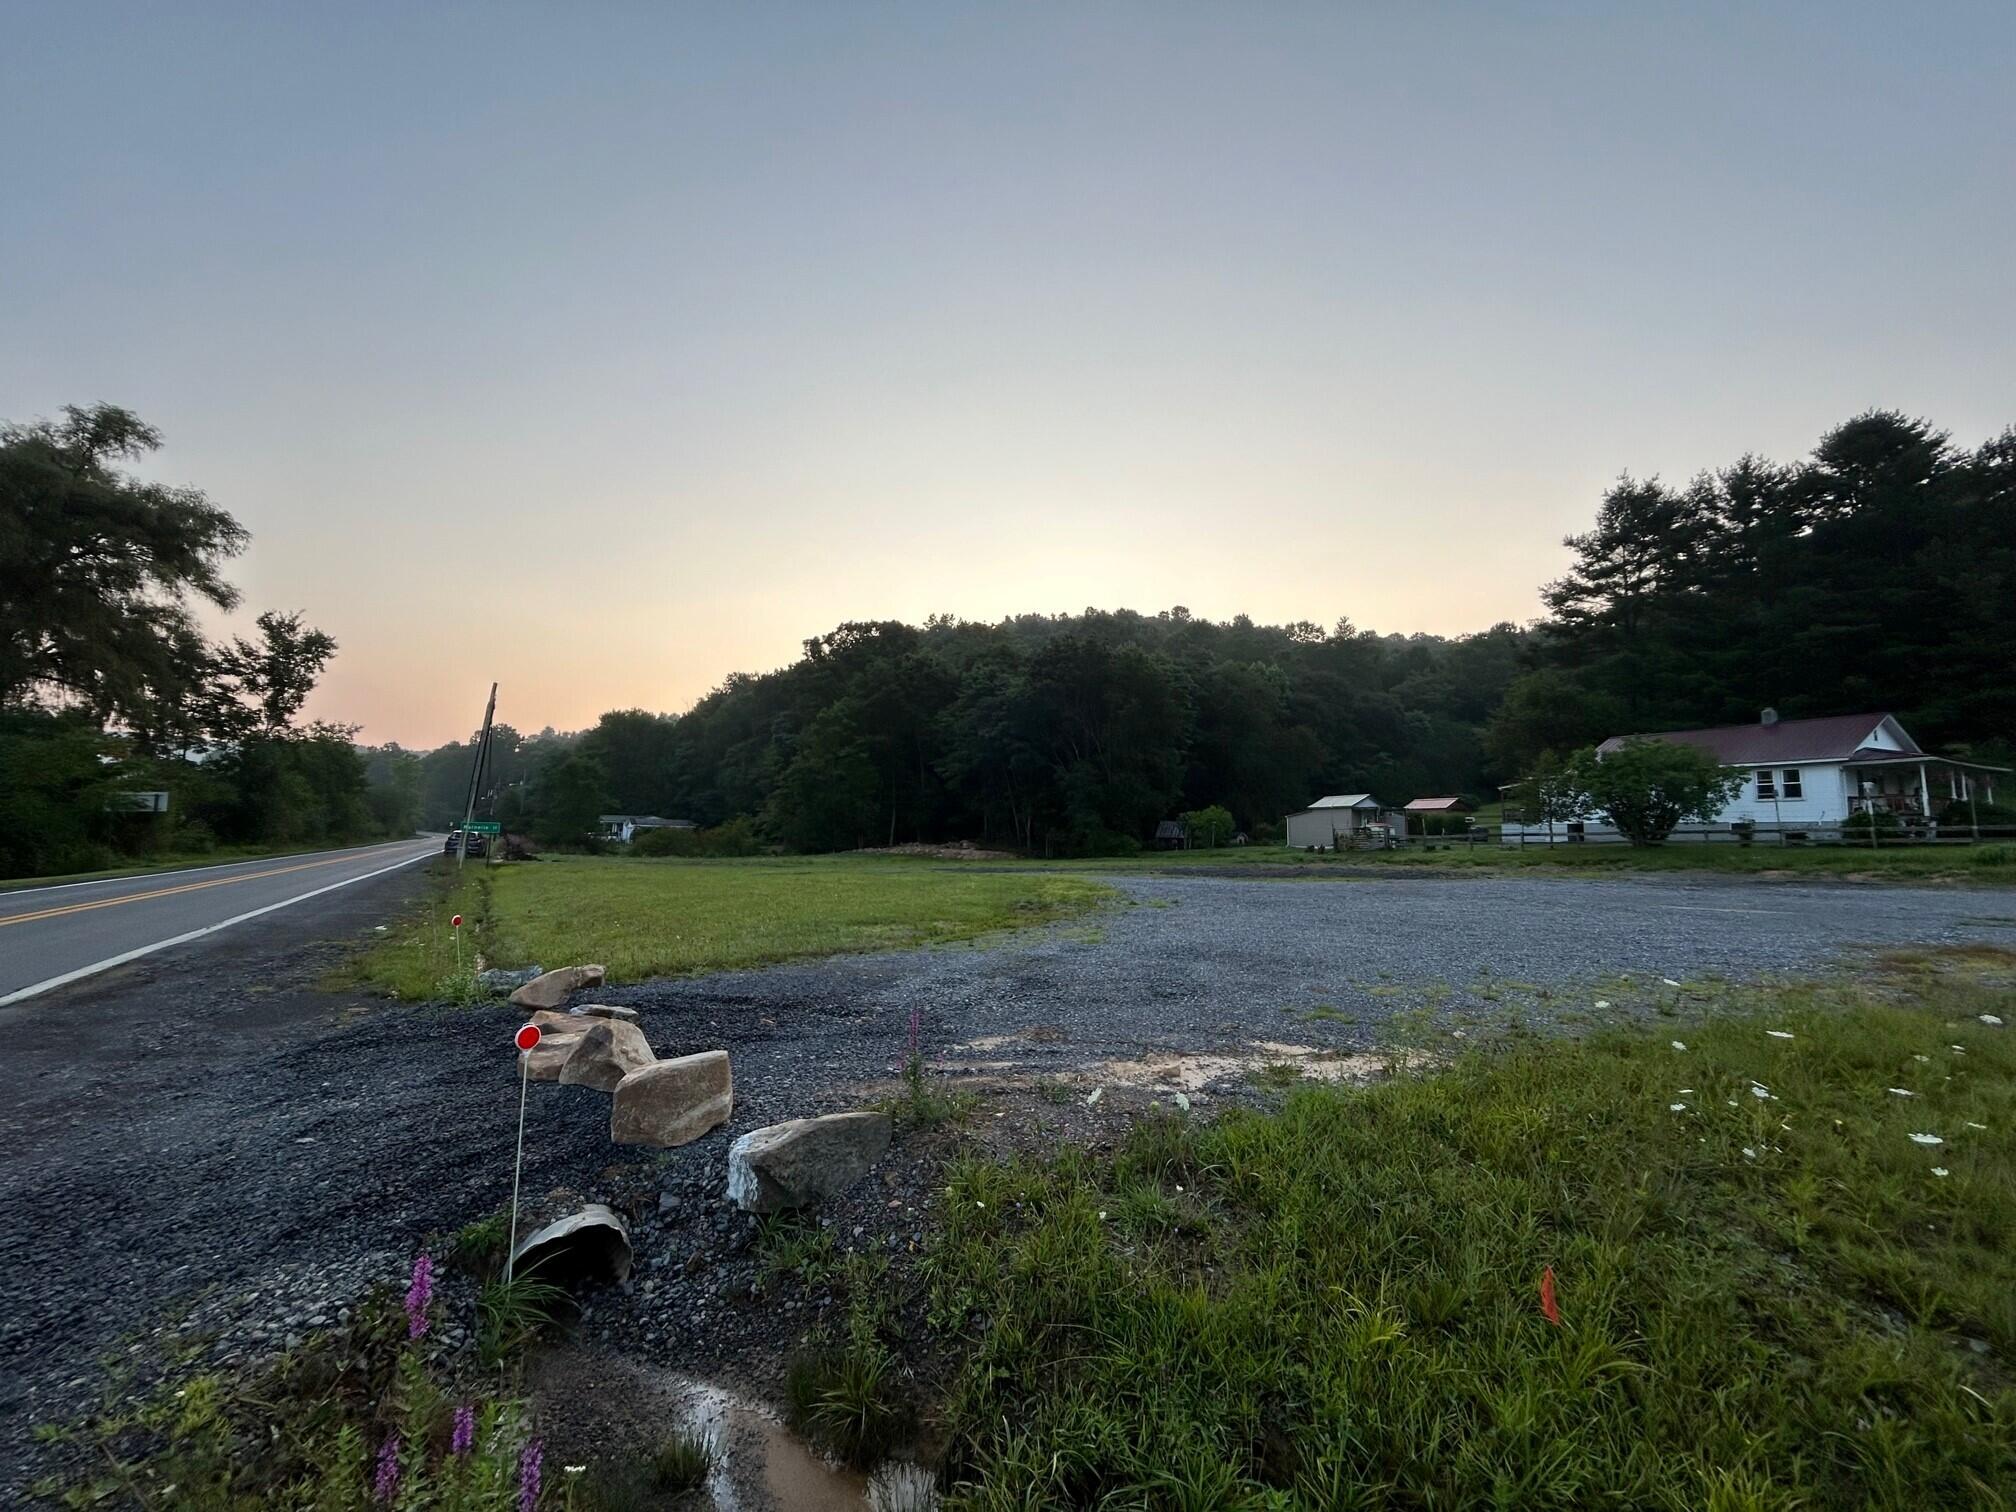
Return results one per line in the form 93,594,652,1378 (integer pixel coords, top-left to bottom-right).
0,838,441,1004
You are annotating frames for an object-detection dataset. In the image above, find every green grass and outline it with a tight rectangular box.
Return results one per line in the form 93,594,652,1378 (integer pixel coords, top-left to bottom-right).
924,966,2016,1509
351,854,1112,999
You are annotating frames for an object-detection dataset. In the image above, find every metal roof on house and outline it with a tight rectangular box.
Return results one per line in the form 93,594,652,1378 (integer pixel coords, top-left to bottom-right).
1596,714,1914,766
1302,794,1380,810
1404,796,1470,812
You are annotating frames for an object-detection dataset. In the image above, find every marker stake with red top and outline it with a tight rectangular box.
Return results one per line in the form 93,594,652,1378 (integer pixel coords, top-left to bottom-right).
506,1022,541,1281
451,913,464,979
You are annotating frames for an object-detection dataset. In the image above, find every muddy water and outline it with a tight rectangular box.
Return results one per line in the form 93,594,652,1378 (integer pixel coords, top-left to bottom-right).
529,1345,869,1510
677,1376,869,1511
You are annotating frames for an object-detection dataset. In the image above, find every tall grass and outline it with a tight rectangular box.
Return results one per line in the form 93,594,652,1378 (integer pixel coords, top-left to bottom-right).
928,970,2016,1508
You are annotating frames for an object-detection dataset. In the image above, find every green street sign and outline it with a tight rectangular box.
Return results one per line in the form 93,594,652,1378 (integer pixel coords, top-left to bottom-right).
465,820,502,835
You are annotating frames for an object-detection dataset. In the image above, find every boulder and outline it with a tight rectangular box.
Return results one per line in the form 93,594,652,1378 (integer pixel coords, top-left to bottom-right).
508,964,608,1010
573,1004,639,1022
559,1020,656,1092
610,1052,733,1148
509,1203,632,1286
477,964,544,996
727,1111,892,1213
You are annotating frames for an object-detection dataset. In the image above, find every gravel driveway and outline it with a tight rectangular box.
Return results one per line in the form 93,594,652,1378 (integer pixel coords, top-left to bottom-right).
605,871,2016,1077
5,867,2011,1499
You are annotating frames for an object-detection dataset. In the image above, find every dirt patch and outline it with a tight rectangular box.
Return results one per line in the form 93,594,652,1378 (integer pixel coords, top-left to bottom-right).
852,843,1018,861
1098,1043,1388,1092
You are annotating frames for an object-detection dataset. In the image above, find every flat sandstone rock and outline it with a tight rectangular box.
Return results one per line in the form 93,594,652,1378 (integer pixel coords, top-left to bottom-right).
558,1019,656,1092
610,1052,732,1148
508,964,608,1010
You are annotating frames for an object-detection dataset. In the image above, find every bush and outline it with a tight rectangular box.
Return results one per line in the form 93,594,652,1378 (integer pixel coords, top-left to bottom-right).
631,816,766,858
1843,810,1904,838
1938,799,2016,829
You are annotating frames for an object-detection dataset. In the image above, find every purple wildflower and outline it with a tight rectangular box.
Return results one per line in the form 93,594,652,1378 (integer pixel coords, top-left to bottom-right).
451,1403,476,1457
404,1253,434,1340
518,1436,543,1511
373,1434,401,1503
907,1004,921,1064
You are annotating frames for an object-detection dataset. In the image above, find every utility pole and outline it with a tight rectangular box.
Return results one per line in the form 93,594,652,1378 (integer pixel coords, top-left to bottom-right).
458,682,498,869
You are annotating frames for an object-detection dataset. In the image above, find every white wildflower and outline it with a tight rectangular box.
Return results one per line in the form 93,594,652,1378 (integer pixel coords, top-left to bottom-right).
1909,1133,1944,1146
1662,978,1682,987
1671,1040,1687,1051
1913,1054,1930,1063
1678,1087,1694,1093
1888,1088,1916,1097
1767,1030,1794,1040
1931,1167,1949,1178
1750,1085,1775,1100
1980,1014,2003,1026
1670,1103,1687,1112
1742,1147,1758,1160
1595,999,1611,1009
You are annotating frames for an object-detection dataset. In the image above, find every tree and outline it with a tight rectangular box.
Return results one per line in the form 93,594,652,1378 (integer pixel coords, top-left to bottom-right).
1562,740,1743,846
1180,804,1236,848
207,611,339,741
0,405,248,729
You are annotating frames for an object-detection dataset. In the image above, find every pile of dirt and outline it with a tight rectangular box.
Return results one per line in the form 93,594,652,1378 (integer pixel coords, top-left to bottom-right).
852,842,1019,861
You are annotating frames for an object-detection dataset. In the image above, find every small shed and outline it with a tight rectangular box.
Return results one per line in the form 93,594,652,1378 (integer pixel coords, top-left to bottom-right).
1403,796,1472,815
1152,819,1188,850
1284,794,1408,849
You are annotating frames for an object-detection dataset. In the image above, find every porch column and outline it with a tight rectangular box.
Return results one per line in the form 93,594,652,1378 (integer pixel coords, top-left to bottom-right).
1919,763,1932,823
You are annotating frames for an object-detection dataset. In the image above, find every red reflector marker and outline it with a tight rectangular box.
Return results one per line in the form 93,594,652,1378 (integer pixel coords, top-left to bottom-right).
515,1024,542,1053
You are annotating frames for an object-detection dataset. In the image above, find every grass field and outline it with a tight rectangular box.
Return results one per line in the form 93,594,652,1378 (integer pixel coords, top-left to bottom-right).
352,854,1112,999
919,956,2016,1508
1037,839,2016,882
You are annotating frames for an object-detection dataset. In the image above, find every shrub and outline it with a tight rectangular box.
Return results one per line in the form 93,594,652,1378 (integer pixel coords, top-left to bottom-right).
631,817,766,858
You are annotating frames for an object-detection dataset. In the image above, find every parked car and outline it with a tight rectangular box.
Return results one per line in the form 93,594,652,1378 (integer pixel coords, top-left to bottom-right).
443,829,488,857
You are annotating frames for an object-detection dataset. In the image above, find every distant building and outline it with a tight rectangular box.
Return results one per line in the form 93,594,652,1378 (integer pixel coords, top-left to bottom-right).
599,815,697,843
1504,710,2006,843
1284,794,1408,848
1152,819,1188,849
1404,797,1473,816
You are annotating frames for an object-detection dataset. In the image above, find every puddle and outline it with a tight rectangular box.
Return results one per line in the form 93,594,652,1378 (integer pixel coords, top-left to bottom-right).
676,1377,867,1512
529,1345,878,1510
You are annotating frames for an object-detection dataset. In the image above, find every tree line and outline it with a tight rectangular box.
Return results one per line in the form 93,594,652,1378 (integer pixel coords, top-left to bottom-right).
6,403,2010,873
0,406,419,876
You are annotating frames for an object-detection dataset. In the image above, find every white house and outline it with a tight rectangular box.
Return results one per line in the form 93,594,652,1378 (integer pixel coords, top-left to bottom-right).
1505,710,2006,843
1285,794,1409,848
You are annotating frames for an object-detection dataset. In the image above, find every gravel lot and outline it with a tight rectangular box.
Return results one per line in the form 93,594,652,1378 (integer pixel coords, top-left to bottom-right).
4,867,2012,1501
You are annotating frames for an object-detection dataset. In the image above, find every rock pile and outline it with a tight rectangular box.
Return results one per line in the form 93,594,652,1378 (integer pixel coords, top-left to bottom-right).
515,969,892,1224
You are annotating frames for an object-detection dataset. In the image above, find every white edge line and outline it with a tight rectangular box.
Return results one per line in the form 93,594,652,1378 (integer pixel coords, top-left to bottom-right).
0,848,437,1007
0,838,434,899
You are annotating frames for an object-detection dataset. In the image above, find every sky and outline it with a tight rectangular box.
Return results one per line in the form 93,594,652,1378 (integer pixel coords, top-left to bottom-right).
6,2,2013,748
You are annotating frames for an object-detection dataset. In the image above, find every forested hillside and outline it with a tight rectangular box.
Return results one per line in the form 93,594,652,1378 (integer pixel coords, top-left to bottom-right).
418,412,2012,856
8,403,2011,872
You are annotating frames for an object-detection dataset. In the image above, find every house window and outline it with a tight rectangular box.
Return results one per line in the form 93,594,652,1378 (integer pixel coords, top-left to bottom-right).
1781,769,1803,799
1756,769,1776,799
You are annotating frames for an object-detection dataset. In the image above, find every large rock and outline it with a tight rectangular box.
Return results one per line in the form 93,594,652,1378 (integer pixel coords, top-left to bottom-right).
610,1052,732,1148
573,1004,639,1022
559,1020,656,1092
727,1111,892,1213
477,964,544,996
508,964,608,1010
518,1010,599,1081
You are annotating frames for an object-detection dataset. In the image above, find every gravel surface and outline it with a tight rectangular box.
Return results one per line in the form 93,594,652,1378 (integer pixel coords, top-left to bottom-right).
4,866,2012,1502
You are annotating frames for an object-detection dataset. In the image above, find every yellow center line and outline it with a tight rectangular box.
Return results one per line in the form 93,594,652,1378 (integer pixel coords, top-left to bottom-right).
0,843,424,929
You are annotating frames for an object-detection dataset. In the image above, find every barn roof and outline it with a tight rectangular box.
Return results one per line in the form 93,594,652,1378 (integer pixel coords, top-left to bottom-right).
1404,796,1470,812
1305,793,1379,810
1596,714,1912,766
